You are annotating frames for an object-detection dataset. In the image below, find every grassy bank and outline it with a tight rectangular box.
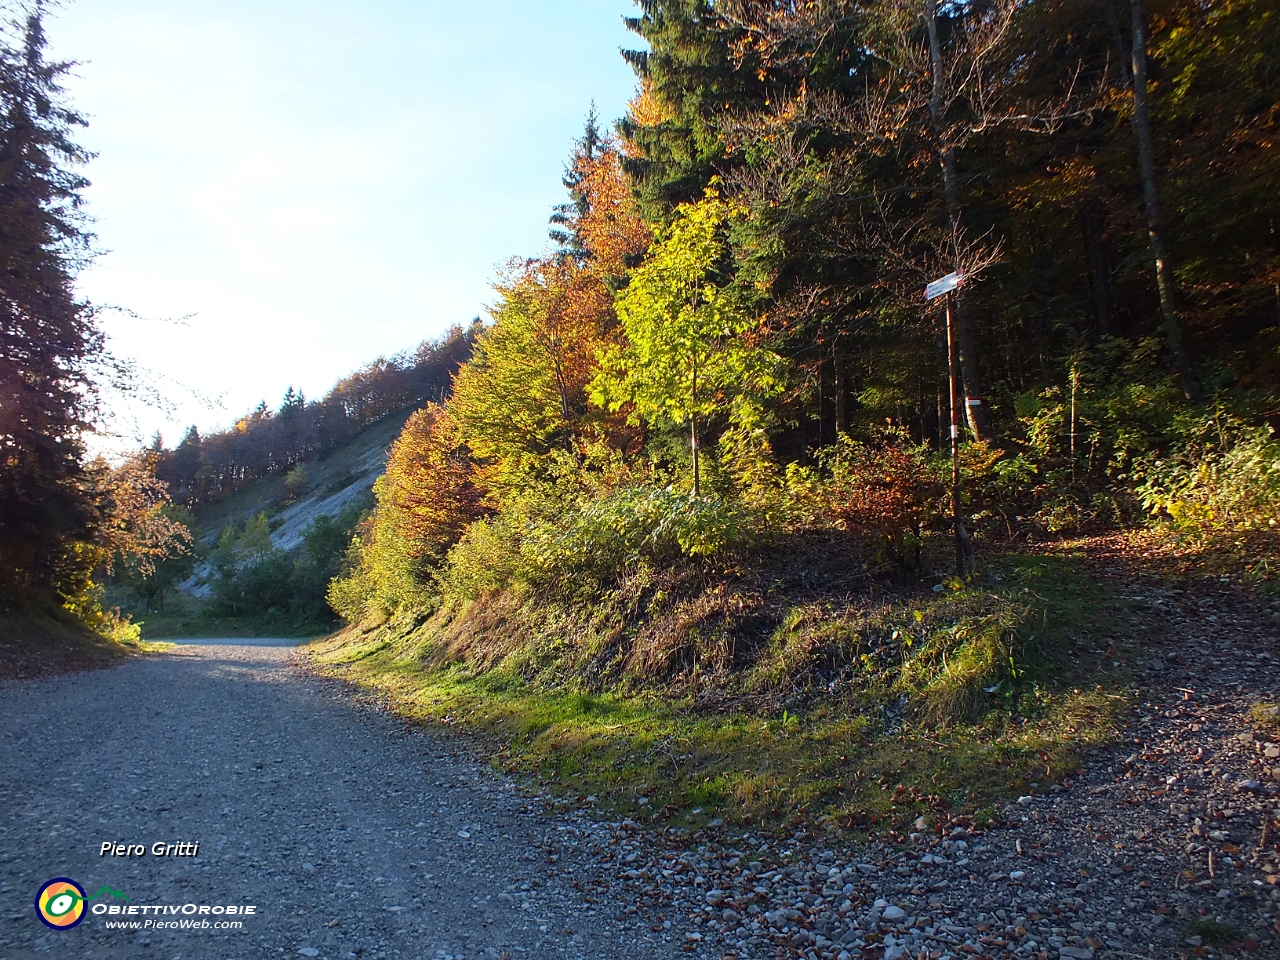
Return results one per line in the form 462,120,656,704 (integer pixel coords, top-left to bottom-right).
0,603,171,679
306,542,1131,836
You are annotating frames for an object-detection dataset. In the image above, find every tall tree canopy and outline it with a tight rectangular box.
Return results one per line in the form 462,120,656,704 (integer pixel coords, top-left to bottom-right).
0,3,99,596
593,191,780,495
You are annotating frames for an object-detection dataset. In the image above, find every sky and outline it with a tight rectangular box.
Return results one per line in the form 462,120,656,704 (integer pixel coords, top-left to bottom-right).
40,0,641,452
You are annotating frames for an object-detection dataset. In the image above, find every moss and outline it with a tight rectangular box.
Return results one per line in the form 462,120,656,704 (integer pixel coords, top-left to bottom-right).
1186,917,1238,945
1249,701,1280,733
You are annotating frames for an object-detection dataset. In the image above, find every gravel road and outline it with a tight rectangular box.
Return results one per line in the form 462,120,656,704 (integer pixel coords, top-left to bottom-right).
0,639,680,960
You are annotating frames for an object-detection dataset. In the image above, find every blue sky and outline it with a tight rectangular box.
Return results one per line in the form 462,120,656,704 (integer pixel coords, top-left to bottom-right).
43,0,641,450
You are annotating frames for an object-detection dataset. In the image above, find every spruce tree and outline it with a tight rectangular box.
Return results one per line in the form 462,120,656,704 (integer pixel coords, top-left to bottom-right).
617,0,767,221
548,104,601,261
0,3,99,597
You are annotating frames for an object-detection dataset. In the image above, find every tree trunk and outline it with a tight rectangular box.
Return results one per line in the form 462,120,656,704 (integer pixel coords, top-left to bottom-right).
834,345,849,436
819,355,834,446
1126,0,1203,402
1080,199,1114,339
691,354,701,497
924,0,995,442
549,348,574,452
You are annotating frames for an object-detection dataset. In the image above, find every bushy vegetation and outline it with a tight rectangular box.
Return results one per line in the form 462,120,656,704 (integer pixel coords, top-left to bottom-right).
311,553,1123,830
195,505,362,631
1137,416,1280,535
325,0,1279,643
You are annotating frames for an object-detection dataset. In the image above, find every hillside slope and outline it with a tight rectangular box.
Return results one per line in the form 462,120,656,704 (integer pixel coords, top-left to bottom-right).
118,413,410,636
189,412,408,552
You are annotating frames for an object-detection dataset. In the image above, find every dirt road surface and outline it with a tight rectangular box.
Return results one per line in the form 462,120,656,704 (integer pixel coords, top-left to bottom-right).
0,640,679,960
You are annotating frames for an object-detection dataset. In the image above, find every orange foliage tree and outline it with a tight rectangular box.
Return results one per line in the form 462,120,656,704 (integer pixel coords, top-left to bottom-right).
377,404,486,562
821,437,945,571
450,140,650,489
93,453,193,580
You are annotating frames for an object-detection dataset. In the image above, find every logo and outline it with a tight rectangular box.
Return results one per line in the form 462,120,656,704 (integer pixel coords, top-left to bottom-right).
34,879,129,930
35,879,86,930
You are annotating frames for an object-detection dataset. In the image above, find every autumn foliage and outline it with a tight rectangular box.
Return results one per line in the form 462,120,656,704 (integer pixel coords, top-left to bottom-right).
36,0,1272,633
451,140,651,492
822,439,945,571
379,405,486,562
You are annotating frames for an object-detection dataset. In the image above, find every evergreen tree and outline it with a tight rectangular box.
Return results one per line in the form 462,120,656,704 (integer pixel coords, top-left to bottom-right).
548,105,601,261
0,3,99,597
618,0,769,221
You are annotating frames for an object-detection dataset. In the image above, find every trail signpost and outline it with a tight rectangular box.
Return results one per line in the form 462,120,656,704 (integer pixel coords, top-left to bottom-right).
925,271,971,576
925,271,963,301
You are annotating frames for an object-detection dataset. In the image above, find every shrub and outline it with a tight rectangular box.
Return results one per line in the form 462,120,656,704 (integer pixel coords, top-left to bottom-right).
283,463,309,501
1135,417,1280,534
207,515,296,616
437,515,526,600
207,511,359,624
799,434,946,571
62,579,142,645
520,486,752,584
327,510,432,621
431,482,754,601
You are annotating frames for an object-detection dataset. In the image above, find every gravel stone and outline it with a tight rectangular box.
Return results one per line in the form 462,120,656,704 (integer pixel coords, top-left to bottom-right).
0,639,682,959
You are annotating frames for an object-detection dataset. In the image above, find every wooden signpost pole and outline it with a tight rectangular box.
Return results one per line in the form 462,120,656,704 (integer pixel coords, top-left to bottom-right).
945,293,964,575
926,270,969,576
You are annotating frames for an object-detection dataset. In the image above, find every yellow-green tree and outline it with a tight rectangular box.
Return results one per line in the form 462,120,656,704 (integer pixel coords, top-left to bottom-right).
592,193,780,496
450,257,611,489
451,142,650,492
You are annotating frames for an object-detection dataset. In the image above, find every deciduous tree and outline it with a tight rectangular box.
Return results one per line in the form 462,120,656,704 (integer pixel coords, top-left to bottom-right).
592,191,781,496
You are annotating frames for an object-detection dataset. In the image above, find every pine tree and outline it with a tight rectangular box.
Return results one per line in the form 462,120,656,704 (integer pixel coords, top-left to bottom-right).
0,3,99,596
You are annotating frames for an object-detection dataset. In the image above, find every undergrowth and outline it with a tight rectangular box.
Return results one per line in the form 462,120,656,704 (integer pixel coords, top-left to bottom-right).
307,543,1128,834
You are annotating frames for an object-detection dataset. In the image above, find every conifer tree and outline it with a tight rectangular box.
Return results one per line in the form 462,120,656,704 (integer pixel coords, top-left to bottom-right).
618,0,769,221
549,105,601,261
0,3,99,596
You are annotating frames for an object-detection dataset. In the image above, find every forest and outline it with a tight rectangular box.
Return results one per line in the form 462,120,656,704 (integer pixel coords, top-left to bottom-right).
3,0,1279,683
5,5,1280,950
151,326,476,510
322,0,1280,630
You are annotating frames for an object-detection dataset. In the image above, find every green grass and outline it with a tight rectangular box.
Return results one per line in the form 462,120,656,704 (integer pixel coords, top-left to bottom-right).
1186,917,1238,945
306,544,1132,835
135,609,333,640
